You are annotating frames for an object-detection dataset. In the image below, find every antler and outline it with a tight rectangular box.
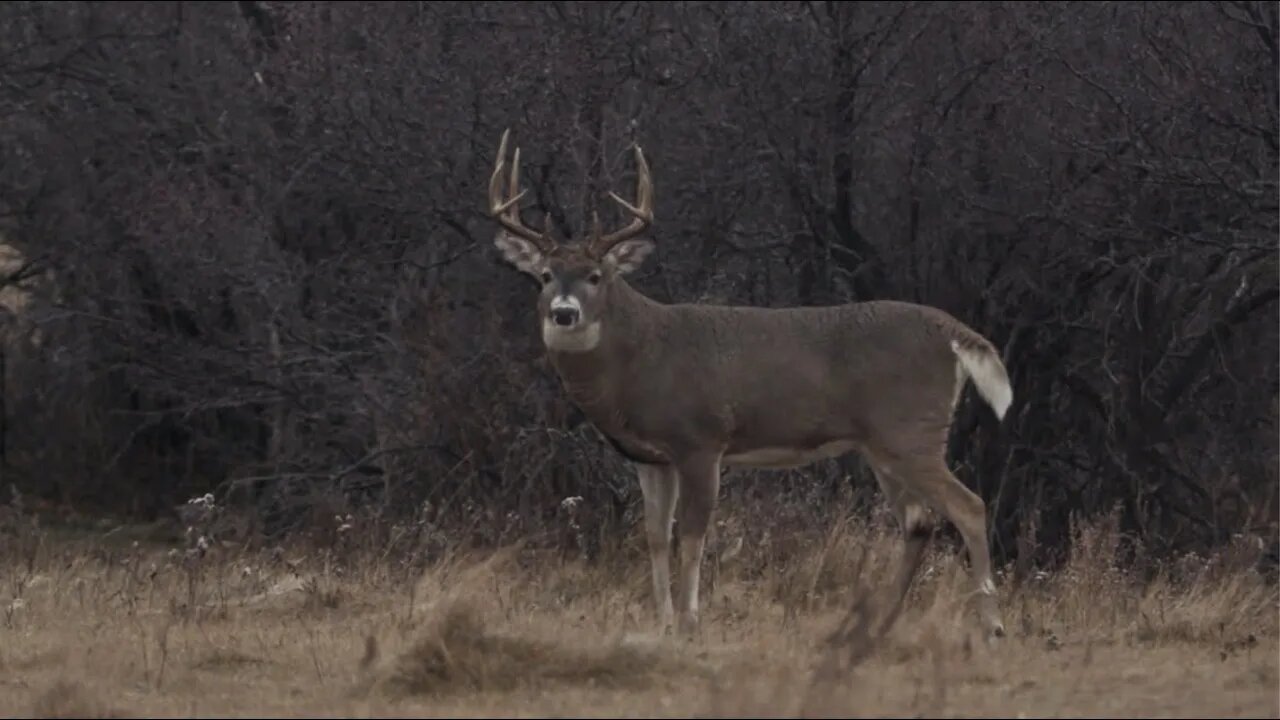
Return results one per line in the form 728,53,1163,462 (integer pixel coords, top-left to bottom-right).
592,143,653,257
488,129,554,253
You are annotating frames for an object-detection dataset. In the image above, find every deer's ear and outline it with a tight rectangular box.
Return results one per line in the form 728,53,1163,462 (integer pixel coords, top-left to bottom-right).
603,238,655,275
494,232,546,275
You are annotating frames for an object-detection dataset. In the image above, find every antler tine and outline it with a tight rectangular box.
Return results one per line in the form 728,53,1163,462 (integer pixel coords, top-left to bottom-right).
595,143,654,256
507,145,521,213
488,129,553,251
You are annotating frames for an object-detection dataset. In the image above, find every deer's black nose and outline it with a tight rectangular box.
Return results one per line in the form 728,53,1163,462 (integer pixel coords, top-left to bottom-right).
551,307,579,326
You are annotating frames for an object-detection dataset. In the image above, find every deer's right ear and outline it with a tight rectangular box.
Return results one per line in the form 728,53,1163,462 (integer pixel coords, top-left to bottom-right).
494,232,546,276
603,238,655,275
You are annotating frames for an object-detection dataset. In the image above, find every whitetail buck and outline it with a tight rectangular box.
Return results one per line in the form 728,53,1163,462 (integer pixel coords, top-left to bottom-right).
487,129,1013,641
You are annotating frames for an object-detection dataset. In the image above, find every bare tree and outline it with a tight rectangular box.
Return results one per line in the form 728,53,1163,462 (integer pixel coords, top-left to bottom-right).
0,0,1271,567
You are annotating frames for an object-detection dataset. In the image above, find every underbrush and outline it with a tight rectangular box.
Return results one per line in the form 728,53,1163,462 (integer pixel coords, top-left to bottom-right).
0,489,1275,718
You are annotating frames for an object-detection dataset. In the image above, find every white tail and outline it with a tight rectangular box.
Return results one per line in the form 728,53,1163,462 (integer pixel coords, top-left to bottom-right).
952,340,1014,421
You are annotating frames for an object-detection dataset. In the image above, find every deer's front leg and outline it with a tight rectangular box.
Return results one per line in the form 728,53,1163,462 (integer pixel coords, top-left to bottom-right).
636,463,679,632
673,453,722,637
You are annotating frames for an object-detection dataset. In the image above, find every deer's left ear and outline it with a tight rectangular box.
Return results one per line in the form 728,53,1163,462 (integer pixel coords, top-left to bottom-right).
494,232,547,276
603,238,655,275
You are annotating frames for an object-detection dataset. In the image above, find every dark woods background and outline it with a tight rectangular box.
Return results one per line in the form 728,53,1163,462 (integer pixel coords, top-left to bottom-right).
0,1,1275,568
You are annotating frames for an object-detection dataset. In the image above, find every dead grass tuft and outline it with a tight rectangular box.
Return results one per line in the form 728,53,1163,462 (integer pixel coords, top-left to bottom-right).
375,599,703,698
29,679,131,719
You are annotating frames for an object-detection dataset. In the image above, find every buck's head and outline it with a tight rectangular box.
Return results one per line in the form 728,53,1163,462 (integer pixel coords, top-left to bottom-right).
487,129,655,353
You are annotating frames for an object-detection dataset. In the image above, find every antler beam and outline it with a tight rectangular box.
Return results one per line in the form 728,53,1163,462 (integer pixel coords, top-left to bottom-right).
488,129,554,253
592,144,653,257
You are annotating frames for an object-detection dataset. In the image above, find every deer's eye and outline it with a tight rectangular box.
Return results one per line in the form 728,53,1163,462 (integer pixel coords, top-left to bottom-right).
587,272,602,286
540,271,553,285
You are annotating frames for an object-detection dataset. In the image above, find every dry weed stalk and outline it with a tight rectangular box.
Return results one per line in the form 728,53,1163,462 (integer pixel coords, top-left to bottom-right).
799,541,916,716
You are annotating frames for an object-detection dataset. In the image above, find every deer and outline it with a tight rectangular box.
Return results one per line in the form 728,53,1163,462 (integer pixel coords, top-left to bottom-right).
486,128,1014,642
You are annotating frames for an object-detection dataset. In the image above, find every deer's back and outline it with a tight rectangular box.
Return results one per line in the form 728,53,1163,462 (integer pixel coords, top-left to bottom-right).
634,299,982,460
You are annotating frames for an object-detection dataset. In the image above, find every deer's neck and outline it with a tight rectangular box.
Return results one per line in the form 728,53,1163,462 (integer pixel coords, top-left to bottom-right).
547,280,656,415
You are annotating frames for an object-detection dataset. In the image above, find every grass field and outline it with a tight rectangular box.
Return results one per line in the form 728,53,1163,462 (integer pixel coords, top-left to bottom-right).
1,500,1276,718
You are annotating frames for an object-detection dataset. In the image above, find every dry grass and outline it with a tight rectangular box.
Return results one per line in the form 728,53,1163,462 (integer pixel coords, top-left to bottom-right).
0,501,1276,719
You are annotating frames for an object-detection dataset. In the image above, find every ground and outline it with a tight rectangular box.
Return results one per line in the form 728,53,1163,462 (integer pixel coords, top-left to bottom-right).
1,507,1276,718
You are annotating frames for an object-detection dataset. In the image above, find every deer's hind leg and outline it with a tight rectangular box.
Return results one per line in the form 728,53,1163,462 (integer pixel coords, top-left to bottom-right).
871,466,935,632
870,443,1005,640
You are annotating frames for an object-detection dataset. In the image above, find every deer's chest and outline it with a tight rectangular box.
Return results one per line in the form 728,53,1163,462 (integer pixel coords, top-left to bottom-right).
594,423,670,465
557,372,673,466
